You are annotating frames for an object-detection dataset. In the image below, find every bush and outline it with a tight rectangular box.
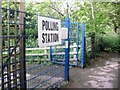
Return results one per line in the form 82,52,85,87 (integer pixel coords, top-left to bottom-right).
102,32,119,53
84,31,119,68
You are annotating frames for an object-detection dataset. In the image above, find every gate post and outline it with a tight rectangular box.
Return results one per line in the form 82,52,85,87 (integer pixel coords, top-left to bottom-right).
81,22,85,68
65,17,70,81
0,1,3,89
50,46,52,61
19,0,26,89
76,22,79,66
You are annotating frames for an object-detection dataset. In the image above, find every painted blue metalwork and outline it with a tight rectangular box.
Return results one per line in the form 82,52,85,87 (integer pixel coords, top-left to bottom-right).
32,70,64,89
52,22,80,66
68,22,79,66
65,17,70,81
70,22,79,24
52,61,77,66
11,64,63,89
1,7,66,89
61,22,65,24
0,53,49,67
76,22,79,66
50,46,52,61
62,22,78,24
0,61,53,81
1,6,83,89
81,22,85,68
46,77,64,89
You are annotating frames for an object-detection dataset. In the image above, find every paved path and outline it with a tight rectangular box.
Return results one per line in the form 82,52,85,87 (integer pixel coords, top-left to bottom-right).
64,52,119,88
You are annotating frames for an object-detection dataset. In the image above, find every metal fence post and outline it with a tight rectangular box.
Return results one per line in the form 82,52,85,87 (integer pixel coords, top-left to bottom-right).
76,22,79,66
50,46,52,61
65,17,70,81
81,22,85,68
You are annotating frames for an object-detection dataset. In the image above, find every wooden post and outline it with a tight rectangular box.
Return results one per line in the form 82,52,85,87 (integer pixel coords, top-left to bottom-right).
0,0,2,67
84,36,88,67
12,2,17,88
7,1,11,88
0,1,3,89
45,47,47,60
118,26,120,87
118,26,120,57
19,0,26,89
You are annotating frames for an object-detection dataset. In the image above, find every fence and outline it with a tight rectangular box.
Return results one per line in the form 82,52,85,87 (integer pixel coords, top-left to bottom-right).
0,2,85,89
16,43,80,62
51,22,80,66
0,4,68,89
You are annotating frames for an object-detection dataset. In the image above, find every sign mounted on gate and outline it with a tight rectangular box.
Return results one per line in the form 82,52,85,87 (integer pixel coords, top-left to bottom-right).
61,28,68,39
38,16,61,47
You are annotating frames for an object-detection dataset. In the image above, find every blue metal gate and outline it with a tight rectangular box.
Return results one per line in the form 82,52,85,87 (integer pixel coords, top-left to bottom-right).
0,6,69,89
0,5,85,89
51,21,80,66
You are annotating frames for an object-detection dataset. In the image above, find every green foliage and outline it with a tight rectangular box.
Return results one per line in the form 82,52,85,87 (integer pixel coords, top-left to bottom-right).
2,1,119,35
60,81,68,87
46,62,52,65
102,32,119,53
26,50,44,54
69,65,73,68
1,1,120,67
25,1,65,19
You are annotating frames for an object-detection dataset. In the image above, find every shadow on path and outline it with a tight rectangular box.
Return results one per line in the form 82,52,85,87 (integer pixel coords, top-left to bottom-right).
64,52,119,88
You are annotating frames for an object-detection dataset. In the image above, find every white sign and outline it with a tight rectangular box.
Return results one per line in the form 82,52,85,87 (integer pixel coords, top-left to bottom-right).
61,28,68,39
65,41,68,48
38,16,61,47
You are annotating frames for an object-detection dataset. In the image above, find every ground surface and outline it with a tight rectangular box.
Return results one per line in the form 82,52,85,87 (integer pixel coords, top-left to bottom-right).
26,63,64,88
0,52,119,89
63,52,120,88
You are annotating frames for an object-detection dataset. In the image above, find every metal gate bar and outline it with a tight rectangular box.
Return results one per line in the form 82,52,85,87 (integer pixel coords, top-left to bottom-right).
0,4,70,89
51,22,80,66
81,22,85,68
70,22,79,66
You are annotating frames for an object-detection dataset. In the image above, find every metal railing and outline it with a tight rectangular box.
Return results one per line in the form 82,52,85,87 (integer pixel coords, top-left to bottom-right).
0,6,68,89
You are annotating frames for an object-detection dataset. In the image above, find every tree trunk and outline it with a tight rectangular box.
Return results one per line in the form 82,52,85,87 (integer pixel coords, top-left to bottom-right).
91,2,96,32
118,26,120,55
112,20,118,33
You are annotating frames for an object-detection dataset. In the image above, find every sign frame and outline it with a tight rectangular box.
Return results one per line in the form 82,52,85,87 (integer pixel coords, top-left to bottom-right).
38,16,61,47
